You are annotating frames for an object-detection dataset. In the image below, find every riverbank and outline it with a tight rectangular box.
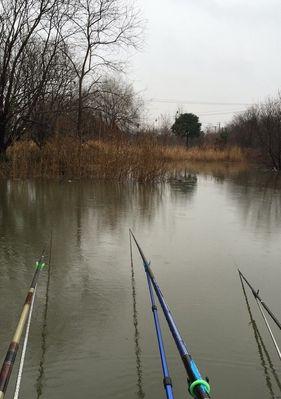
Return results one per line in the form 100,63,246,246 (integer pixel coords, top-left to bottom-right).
0,136,247,181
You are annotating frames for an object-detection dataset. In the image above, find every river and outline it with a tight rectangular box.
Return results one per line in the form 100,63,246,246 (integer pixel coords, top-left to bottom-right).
0,164,281,399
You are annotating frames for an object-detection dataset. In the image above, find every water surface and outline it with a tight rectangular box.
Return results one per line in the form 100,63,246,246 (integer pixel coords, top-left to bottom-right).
0,165,281,399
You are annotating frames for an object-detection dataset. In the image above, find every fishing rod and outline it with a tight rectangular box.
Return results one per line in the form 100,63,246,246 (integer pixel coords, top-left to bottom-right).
13,286,37,399
0,251,46,399
130,230,211,399
238,270,281,361
130,233,174,399
256,299,281,361
14,234,53,399
239,272,281,396
238,270,281,330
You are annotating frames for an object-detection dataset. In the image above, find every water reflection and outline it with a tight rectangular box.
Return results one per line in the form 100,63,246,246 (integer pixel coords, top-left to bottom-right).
0,180,167,399
169,171,198,196
175,162,249,183
1,168,281,399
0,180,165,280
37,236,53,398
239,274,281,397
129,235,145,398
227,172,281,234
168,164,281,236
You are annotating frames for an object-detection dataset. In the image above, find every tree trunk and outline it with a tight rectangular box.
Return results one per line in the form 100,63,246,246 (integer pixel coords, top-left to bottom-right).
77,78,83,140
0,119,7,155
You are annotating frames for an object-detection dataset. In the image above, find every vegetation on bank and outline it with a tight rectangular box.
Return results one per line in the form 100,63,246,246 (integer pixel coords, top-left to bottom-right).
1,1,280,175
0,0,142,154
0,136,247,181
205,94,281,171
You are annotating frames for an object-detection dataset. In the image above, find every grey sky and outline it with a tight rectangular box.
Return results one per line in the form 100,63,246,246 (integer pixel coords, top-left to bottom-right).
128,0,281,129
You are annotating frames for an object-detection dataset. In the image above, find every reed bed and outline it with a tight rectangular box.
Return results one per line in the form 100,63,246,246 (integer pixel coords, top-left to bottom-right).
1,136,247,181
163,145,245,162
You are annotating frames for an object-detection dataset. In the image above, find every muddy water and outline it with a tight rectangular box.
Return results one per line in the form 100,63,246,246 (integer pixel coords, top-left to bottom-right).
0,166,281,399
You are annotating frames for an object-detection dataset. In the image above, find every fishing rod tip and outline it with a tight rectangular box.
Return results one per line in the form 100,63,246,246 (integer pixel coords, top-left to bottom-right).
129,229,136,240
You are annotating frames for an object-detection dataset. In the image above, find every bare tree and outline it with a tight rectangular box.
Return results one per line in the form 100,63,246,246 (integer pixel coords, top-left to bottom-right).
90,76,142,133
257,98,281,170
228,107,259,148
27,43,76,146
0,0,142,153
61,0,142,138
227,95,281,170
0,0,70,153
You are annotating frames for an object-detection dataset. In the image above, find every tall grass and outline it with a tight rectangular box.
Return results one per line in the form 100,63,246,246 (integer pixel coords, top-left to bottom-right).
1,136,247,181
181,146,245,162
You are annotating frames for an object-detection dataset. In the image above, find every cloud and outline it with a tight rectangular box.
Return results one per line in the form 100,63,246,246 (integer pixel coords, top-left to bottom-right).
129,0,281,125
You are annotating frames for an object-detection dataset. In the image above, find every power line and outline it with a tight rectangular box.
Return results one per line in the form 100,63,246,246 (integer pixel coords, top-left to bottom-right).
197,109,246,116
148,98,253,106
201,122,221,126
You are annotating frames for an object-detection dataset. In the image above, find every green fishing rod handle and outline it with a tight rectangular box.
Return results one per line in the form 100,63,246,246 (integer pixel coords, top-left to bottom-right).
189,379,211,398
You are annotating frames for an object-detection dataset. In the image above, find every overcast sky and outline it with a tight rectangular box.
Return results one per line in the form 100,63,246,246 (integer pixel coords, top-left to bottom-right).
128,0,281,129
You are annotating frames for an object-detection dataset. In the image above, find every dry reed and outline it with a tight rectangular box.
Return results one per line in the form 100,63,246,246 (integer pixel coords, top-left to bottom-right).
1,136,247,181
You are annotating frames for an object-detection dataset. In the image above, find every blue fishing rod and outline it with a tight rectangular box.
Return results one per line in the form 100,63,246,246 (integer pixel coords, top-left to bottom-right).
130,233,174,399
130,230,211,399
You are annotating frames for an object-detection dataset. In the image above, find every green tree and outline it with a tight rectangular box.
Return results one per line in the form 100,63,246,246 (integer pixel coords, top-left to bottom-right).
171,113,201,147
